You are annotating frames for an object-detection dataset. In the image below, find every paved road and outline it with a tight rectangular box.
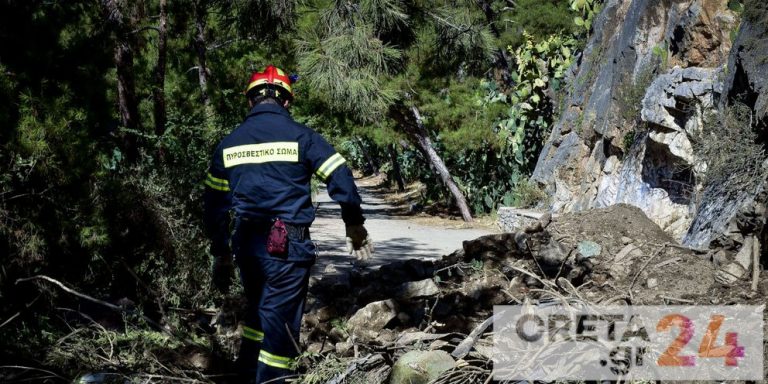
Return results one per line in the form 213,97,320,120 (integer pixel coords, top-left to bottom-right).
309,184,494,275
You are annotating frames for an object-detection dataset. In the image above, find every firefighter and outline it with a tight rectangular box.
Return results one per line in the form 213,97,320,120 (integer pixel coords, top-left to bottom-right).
203,65,374,383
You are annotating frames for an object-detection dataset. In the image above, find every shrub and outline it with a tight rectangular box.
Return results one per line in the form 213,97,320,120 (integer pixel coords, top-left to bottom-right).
693,102,768,193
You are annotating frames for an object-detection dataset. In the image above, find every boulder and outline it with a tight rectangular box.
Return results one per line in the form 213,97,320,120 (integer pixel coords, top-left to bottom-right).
347,300,398,340
389,350,455,384
396,279,440,300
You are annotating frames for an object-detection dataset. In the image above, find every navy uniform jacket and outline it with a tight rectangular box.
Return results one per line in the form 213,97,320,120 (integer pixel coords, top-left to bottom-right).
203,103,364,256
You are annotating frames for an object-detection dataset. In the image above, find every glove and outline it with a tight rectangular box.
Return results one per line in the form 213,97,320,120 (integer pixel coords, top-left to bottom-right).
345,225,374,263
212,254,235,293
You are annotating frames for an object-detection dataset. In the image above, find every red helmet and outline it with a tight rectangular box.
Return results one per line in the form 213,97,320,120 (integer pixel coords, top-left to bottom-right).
245,65,294,101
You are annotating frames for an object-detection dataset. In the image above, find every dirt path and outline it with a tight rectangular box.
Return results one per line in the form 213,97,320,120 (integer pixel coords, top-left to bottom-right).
310,179,495,275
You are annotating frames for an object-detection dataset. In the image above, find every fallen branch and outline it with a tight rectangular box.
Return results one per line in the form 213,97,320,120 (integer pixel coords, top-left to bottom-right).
654,256,681,269
452,311,503,359
0,365,66,381
510,266,556,289
0,294,40,329
16,275,125,312
659,295,695,304
135,374,209,383
15,275,191,344
751,237,761,292
327,354,386,384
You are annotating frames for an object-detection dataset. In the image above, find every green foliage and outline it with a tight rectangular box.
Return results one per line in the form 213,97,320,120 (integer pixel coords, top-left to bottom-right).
652,42,670,69
297,22,401,121
427,6,497,70
615,67,655,126
416,77,504,151
496,32,577,167
47,325,207,374
570,0,603,33
0,0,598,376
743,0,768,24
500,0,578,48
727,0,744,13
299,354,351,384
623,130,636,150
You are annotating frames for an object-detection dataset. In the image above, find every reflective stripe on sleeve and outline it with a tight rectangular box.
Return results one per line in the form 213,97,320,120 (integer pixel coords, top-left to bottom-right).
258,350,294,370
315,153,346,180
242,325,264,342
205,172,230,192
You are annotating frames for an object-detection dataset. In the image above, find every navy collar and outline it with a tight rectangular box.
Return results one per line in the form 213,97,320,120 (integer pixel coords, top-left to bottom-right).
246,103,291,119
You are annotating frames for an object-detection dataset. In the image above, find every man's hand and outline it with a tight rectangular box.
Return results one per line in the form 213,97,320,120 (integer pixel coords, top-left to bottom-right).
345,224,374,263
212,254,235,293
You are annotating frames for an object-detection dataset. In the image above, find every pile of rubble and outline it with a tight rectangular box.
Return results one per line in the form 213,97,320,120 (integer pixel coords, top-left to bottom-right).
223,204,766,383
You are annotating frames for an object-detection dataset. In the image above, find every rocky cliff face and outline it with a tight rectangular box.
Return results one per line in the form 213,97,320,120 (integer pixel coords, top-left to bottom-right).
532,0,767,248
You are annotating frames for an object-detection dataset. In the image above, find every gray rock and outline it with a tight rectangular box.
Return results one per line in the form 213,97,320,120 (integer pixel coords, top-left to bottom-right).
529,0,752,247
577,240,602,258
396,279,440,300
497,207,543,232
347,300,398,339
613,244,641,263
335,341,353,356
684,167,767,248
532,131,589,186
389,350,455,384
734,236,755,271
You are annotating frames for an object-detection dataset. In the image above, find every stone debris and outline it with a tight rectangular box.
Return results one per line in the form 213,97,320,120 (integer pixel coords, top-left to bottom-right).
389,350,455,384
395,279,439,300
715,235,756,286
297,204,764,382
346,299,398,341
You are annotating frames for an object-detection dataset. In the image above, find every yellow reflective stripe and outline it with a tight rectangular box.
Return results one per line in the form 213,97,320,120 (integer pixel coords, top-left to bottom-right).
204,172,230,191
315,153,345,180
247,78,293,93
258,350,294,370
222,142,299,168
242,326,264,342
204,178,230,192
207,173,228,186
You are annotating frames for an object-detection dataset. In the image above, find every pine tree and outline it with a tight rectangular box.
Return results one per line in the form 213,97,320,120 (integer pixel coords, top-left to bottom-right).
298,0,497,222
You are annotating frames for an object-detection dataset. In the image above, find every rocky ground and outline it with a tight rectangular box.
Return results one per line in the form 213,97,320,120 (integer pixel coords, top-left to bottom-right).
208,180,767,384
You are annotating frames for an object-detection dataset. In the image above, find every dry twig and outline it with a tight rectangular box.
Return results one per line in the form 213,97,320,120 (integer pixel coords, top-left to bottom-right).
751,237,761,292
15,275,197,345
628,244,668,302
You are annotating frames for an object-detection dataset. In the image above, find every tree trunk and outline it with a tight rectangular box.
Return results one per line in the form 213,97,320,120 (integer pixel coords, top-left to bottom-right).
103,0,140,162
194,2,212,113
153,0,168,139
388,144,405,192
390,105,473,222
355,136,379,176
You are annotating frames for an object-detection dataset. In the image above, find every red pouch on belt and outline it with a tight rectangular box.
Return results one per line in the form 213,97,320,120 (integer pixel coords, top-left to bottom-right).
267,218,288,255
